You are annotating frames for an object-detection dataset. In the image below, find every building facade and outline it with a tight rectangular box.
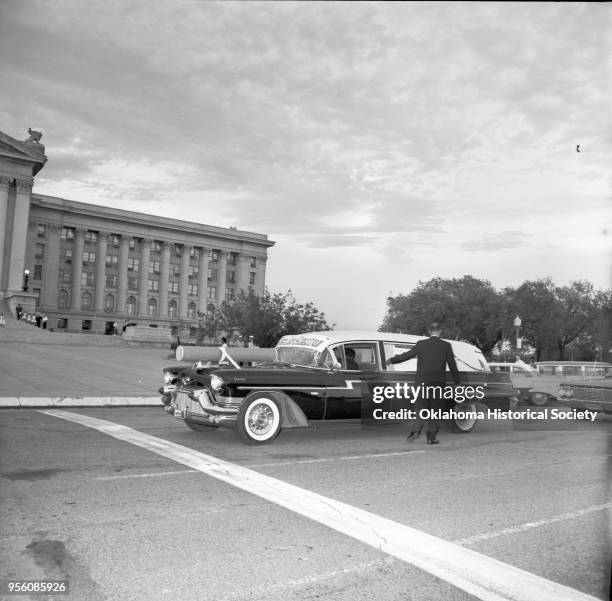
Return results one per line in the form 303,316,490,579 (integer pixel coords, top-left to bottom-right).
0,129,275,334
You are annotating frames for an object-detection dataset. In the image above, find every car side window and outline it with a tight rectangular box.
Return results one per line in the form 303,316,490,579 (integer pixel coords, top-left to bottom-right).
329,343,380,371
384,343,418,372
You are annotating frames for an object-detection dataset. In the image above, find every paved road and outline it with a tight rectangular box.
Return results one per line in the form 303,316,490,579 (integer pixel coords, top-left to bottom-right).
0,407,609,601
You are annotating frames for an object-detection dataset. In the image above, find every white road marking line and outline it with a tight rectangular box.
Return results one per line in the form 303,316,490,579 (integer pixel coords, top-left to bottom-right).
95,469,198,480
455,503,612,546
217,557,397,601
40,409,599,601
247,450,424,468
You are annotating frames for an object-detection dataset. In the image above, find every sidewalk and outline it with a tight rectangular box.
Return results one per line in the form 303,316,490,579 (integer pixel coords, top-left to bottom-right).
0,341,183,407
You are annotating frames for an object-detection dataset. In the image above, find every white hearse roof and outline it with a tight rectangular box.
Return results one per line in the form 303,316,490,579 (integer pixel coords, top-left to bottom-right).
276,330,489,371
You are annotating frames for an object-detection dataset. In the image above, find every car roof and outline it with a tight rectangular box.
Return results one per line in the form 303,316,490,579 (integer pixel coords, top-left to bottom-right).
283,330,484,352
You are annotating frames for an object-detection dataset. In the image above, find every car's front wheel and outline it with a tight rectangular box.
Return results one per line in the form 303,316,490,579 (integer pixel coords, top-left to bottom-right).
237,393,282,444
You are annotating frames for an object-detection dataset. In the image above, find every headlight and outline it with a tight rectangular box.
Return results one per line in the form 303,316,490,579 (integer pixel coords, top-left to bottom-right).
210,374,224,392
163,372,173,385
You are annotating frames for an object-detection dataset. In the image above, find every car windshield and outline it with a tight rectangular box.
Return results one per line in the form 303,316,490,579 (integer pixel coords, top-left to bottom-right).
276,346,320,367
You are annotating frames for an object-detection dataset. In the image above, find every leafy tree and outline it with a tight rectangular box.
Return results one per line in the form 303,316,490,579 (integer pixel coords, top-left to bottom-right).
504,279,604,360
202,289,333,348
380,276,505,354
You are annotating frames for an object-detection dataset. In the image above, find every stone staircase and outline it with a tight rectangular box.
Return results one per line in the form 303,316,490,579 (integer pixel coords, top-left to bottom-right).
0,299,128,347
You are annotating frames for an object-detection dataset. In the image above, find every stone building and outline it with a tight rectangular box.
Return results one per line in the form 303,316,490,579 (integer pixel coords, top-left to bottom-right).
0,129,274,334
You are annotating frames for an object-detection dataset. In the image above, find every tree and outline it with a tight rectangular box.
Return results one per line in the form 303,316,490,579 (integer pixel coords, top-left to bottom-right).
380,276,505,354
504,279,603,360
204,289,333,348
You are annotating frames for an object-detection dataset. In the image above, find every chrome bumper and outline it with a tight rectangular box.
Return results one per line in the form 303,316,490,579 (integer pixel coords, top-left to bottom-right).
168,389,239,426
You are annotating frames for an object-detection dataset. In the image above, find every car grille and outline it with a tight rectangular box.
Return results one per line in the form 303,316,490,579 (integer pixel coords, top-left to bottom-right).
175,391,207,416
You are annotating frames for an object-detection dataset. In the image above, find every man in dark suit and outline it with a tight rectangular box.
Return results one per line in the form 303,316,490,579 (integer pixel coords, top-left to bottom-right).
386,323,460,445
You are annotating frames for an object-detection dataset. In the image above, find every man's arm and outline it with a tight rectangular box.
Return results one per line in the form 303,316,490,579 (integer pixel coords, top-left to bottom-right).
386,345,418,365
446,344,460,384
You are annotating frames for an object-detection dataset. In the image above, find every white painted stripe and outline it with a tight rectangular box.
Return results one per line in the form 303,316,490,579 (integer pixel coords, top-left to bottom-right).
95,469,198,480
39,409,599,601
455,503,612,546
247,450,425,468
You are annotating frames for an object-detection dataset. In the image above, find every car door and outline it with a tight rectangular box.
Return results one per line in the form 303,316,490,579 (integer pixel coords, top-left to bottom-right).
323,341,380,420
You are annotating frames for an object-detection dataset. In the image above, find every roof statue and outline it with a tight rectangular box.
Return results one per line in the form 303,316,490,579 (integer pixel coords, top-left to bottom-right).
26,128,43,143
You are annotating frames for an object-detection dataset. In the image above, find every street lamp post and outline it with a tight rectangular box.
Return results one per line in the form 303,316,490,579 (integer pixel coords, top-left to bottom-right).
513,315,522,351
22,269,30,292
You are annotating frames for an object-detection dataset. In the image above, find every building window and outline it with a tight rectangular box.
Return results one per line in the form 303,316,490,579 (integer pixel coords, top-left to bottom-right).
129,238,136,250
81,291,92,310
81,272,94,286
249,272,256,285
207,286,216,299
111,235,120,247
128,277,139,291
225,288,233,300
187,302,196,319
229,252,238,265
35,243,45,259
207,268,217,282
82,320,92,331
61,227,74,240
188,266,199,278
226,271,235,284
250,256,257,268
84,231,97,243
188,284,198,296
33,265,43,280
57,318,68,329
147,298,157,316
83,251,96,263
168,300,177,318
128,258,140,272
36,224,46,238
148,279,159,292
211,249,219,263
104,294,115,311
126,296,136,315
169,281,179,293
152,241,161,252
190,247,199,259
174,244,182,257
149,260,160,274
61,248,73,263
106,274,117,288
171,263,181,277
58,289,69,309
105,255,119,267
59,269,71,283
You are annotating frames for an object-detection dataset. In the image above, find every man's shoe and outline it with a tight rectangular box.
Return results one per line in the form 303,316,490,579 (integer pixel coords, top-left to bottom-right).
406,430,422,443
426,438,439,445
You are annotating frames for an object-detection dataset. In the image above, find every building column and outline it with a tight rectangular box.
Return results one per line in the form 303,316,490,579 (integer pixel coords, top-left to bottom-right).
254,256,267,295
216,251,228,304
237,254,252,293
7,178,33,291
116,236,130,314
94,232,108,312
0,177,11,291
138,238,151,316
197,247,209,314
40,223,61,309
178,245,190,318
159,241,170,318
70,228,85,310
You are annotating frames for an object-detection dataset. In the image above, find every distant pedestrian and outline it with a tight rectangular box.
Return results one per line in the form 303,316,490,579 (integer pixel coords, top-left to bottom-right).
113,321,118,335
42,315,48,329
35,313,42,328
0,313,5,328
16,304,22,320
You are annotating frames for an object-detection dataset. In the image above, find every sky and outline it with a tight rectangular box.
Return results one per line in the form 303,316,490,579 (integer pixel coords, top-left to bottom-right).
1,1,610,330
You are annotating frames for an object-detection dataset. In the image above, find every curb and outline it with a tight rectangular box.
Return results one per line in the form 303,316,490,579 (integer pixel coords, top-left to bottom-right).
0,397,161,408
